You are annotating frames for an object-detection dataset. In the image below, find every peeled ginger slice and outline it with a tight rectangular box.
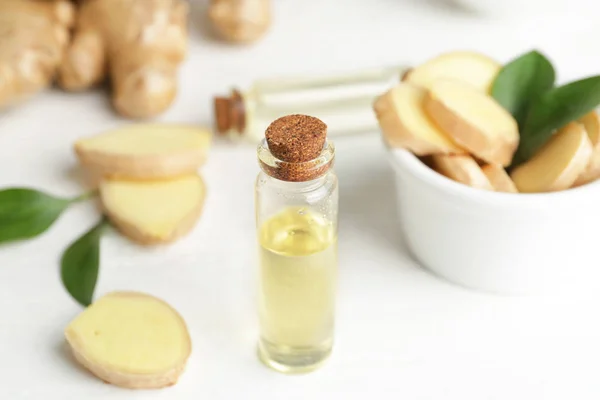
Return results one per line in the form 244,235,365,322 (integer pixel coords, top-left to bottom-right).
511,122,593,193
573,149,600,187
373,83,464,155
100,174,205,244
579,111,600,148
75,124,212,179
573,111,600,187
424,79,519,166
65,291,191,389
481,164,518,193
432,154,493,190
403,51,501,92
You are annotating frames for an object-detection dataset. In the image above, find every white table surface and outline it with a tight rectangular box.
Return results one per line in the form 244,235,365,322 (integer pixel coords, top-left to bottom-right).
3,0,600,398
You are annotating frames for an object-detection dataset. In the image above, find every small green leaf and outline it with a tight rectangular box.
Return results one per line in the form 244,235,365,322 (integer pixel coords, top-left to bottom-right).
491,50,555,129
0,188,71,244
61,217,108,307
513,76,600,166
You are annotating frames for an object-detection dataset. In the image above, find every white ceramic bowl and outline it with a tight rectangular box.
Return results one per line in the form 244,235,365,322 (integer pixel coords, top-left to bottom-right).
387,147,600,295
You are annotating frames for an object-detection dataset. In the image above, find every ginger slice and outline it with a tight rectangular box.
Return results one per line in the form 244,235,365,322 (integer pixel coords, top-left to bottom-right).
75,124,211,180
579,111,600,148
573,111,600,187
373,83,464,155
573,150,600,187
432,154,493,190
65,291,191,389
511,122,593,193
100,174,205,244
403,51,501,92
481,164,518,193
424,79,519,167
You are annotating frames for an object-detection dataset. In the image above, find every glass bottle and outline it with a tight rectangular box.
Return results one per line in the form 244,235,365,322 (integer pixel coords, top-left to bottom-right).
215,65,408,142
255,115,339,374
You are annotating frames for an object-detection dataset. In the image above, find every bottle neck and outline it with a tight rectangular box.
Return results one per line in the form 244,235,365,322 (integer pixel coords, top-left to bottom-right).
257,139,335,183
261,171,329,193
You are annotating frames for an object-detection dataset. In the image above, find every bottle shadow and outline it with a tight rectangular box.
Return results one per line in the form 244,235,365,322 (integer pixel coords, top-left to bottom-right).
337,158,407,256
53,340,98,382
335,145,474,290
401,0,474,13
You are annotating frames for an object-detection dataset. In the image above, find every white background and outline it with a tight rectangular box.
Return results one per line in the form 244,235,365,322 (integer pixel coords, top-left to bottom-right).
2,0,600,398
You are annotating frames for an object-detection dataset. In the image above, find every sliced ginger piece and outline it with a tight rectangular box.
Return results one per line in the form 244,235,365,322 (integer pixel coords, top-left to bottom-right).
65,291,191,389
373,83,464,155
511,122,593,193
75,124,212,180
432,154,493,190
424,79,519,167
579,111,600,148
481,164,518,193
573,150,600,187
100,174,205,244
573,111,600,187
403,51,501,92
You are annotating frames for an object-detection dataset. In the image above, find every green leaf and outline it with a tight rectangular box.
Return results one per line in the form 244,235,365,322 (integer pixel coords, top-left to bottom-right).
0,188,71,244
61,217,108,307
491,50,555,129
513,76,600,166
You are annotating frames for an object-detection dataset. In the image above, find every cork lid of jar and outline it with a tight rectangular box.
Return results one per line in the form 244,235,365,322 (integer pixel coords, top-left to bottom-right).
260,114,333,182
213,89,245,134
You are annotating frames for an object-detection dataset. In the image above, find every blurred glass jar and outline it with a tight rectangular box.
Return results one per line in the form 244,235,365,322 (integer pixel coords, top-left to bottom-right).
453,0,588,16
214,65,408,143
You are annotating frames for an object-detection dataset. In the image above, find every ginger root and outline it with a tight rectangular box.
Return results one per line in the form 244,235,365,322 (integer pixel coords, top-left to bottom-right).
100,174,206,244
579,111,600,147
74,124,212,180
65,291,191,389
511,122,593,193
481,164,518,193
208,0,271,44
74,123,210,245
424,79,519,167
0,0,74,109
403,51,501,93
373,83,464,155
432,154,493,190
573,111,600,187
59,0,189,118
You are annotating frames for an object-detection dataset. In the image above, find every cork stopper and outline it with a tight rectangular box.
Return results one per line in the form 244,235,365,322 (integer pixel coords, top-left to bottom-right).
265,115,327,162
259,114,333,182
213,89,246,134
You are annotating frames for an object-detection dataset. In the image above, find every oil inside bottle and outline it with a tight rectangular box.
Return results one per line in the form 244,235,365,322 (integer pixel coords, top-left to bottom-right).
258,206,337,373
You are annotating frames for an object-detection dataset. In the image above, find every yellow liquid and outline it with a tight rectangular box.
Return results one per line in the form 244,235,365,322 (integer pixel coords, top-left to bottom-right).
258,206,337,373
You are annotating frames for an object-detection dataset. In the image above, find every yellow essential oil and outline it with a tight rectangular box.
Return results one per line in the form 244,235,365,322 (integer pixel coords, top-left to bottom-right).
258,206,338,373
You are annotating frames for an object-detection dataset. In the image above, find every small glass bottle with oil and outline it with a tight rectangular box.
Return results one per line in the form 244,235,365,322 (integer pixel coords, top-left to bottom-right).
214,64,408,142
255,114,339,374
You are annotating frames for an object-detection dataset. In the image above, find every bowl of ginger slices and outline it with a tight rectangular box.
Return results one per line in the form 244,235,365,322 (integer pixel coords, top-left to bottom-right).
374,50,600,295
